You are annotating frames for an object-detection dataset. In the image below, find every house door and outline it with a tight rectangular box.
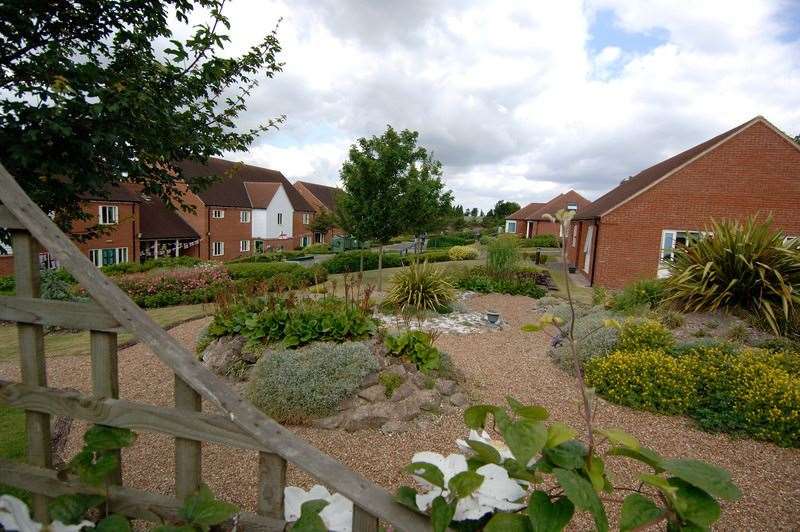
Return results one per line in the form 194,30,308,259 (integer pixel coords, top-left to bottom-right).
526,221,534,239
314,232,323,244
255,240,264,253
102,248,116,266
301,235,310,247
583,225,594,274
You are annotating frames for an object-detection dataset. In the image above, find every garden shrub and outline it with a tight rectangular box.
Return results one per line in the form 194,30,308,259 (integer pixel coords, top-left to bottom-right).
384,261,455,315
528,234,560,248
548,305,620,372
226,262,327,289
486,235,520,276
40,269,81,301
0,274,14,294
101,256,203,275
447,245,479,261
426,233,475,248
657,309,685,329
247,342,378,423
322,250,405,273
616,318,675,351
610,278,665,312
113,264,230,308
379,371,404,398
453,265,547,298
302,243,333,254
227,250,305,264
384,330,442,373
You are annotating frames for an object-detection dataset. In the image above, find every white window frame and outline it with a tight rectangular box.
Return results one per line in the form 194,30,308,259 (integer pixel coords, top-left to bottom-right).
566,202,578,211
99,205,119,225
89,247,128,267
0,237,12,256
658,229,705,278
212,241,225,256
211,209,225,219
505,220,517,233
277,212,283,225
240,210,251,223
302,212,311,225
240,239,250,252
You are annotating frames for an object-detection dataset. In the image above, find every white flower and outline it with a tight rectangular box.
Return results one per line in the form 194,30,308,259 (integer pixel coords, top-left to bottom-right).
0,495,92,532
284,485,353,532
455,430,514,461
411,454,527,522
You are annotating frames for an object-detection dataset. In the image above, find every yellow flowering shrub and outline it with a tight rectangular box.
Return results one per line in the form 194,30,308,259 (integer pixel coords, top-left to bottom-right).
616,318,674,352
447,245,480,261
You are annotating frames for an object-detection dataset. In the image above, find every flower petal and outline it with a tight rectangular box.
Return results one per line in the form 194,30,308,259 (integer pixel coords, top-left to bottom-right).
415,487,443,512
454,494,494,521
283,486,308,522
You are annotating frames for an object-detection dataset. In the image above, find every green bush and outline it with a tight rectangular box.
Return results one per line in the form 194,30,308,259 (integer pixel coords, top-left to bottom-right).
113,264,230,308
486,235,520,276
0,274,14,294
40,269,81,301
385,330,442,373
101,256,203,275
548,305,620,372
247,342,378,423
453,265,547,298
616,318,674,351
528,234,560,248
610,278,665,312
664,217,800,335
322,250,405,273
379,371,405,398
302,243,333,254
226,262,327,289
207,296,376,348
447,245,479,261
426,233,475,248
385,261,455,314
227,251,305,264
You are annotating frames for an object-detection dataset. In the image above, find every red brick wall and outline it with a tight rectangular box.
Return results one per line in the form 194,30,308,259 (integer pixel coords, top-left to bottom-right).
567,220,596,283
72,201,139,264
174,186,210,259
534,220,560,236
593,121,800,288
293,211,313,249
0,256,13,276
206,206,256,261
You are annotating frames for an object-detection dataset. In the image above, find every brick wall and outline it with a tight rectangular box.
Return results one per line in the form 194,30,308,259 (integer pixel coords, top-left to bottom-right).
174,186,210,259
592,121,800,288
206,206,257,261
72,201,140,264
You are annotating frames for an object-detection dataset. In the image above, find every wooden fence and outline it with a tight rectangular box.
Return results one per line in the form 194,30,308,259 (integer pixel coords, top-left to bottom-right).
0,162,431,531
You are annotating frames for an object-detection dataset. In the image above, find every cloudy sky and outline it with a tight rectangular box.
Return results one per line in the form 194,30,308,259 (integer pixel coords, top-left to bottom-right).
199,0,800,210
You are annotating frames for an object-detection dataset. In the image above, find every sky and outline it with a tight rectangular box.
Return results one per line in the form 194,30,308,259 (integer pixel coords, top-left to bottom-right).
184,0,800,211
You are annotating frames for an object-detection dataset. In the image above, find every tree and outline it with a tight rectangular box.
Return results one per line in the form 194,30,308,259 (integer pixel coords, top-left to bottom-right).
307,209,337,236
0,1,283,228
337,126,452,289
470,207,479,217
492,200,521,218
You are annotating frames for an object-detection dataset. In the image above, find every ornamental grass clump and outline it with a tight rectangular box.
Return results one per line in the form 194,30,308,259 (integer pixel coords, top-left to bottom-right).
664,216,800,335
485,235,520,277
447,245,479,261
385,260,455,315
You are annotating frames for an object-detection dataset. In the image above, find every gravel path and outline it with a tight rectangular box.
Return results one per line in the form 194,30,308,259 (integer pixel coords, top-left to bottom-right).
1,294,798,530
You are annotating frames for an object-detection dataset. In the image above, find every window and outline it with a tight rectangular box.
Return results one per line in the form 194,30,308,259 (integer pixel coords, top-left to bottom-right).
240,240,250,252
567,202,578,211
572,225,578,247
254,240,264,253
301,235,310,247
211,209,224,219
212,241,224,256
658,230,704,277
302,212,311,225
0,238,12,256
240,210,251,223
89,247,128,267
277,212,283,225
99,205,118,225
505,220,517,233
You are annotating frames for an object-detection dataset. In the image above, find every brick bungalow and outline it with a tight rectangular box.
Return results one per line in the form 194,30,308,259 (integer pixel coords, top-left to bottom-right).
176,157,315,260
569,116,800,288
505,190,591,238
293,181,346,244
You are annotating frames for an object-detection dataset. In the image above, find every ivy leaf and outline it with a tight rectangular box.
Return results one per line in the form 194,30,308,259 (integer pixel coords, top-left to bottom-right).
528,490,574,532
431,496,456,532
95,514,133,532
543,440,586,470
669,477,721,527
179,484,238,528
448,471,484,499
83,425,136,452
394,486,420,512
594,428,639,450
506,396,549,421
405,462,446,488
292,499,329,532
502,419,547,466
545,423,577,449
619,493,663,532
48,494,104,525
484,512,533,531
464,405,498,429
661,459,742,501
467,439,502,465
608,446,665,473
552,468,608,532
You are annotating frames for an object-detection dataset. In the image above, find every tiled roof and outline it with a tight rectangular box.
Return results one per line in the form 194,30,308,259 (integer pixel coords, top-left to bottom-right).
244,181,281,208
507,202,546,220
295,181,341,211
121,184,199,240
529,190,591,220
81,183,142,203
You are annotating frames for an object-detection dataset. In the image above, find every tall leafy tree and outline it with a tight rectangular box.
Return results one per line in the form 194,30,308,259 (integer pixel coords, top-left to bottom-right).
0,1,283,227
337,126,452,289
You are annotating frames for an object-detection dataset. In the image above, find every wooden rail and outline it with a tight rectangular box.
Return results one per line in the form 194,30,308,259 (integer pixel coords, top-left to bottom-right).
0,162,432,531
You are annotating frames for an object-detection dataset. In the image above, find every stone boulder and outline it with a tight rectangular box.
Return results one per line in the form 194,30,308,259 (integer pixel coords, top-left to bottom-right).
435,379,457,396
358,384,387,403
201,335,246,376
389,380,417,402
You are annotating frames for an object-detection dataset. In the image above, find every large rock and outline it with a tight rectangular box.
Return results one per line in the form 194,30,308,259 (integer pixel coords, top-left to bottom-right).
390,380,418,402
358,384,387,402
343,396,423,431
449,392,469,407
382,364,407,378
435,379,457,396
362,371,380,387
412,389,441,411
201,335,246,376
339,396,367,411
311,413,345,430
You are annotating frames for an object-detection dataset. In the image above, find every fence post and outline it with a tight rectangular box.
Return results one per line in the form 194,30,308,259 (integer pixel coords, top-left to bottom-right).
13,231,51,521
174,376,202,499
257,452,286,519
90,330,122,485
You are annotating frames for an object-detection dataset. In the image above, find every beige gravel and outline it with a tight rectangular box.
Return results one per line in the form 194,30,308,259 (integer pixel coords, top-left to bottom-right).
1,294,799,530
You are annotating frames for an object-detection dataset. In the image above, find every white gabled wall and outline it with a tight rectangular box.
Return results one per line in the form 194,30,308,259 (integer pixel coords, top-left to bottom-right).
251,184,294,239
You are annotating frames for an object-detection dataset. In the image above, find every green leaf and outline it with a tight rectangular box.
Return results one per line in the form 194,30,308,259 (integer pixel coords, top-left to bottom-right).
448,470,484,499
521,323,542,332
406,462,445,488
431,496,456,532
639,474,678,499
585,455,606,492
619,493,663,532
669,478,721,527
506,396,549,421
152,525,195,532
502,458,539,483
48,493,104,525
95,514,132,532
485,512,534,532
552,468,608,532
394,486,420,512
502,419,547,466
594,428,639,450
528,490,574,532
179,484,238,527
83,425,136,452
467,439,502,465
661,459,742,501
68,449,120,486
545,423,577,449
608,446,665,472
543,440,586,470
292,499,329,532
464,404,498,429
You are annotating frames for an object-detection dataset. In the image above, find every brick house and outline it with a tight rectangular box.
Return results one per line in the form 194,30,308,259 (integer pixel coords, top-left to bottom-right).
137,192,201,261
176,157,315,260
293,181,346,244
505,190,590,238
569,116,800,288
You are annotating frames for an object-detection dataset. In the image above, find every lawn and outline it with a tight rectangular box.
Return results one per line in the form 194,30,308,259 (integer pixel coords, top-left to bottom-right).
0,404,28,503
0,303,214,362
544,262,593,305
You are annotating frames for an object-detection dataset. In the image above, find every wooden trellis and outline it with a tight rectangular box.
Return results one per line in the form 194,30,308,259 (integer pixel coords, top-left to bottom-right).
0,163,431,531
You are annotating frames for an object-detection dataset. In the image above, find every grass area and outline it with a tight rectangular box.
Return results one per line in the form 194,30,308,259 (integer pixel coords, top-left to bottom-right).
0,404,29,503
544,263,593,305
0,303,214,362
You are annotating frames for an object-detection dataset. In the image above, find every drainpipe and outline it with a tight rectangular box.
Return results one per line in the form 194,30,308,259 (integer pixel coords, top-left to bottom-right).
590,219,600,287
